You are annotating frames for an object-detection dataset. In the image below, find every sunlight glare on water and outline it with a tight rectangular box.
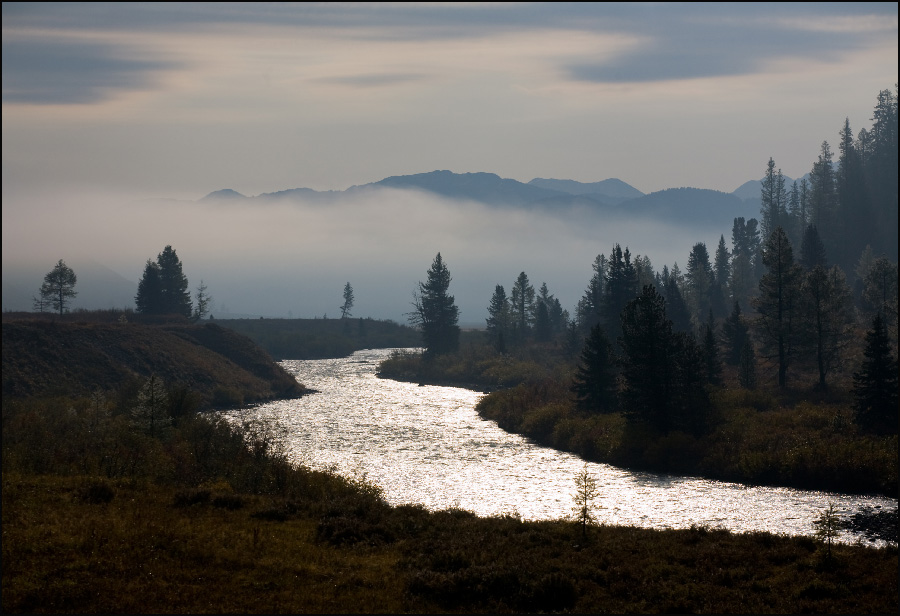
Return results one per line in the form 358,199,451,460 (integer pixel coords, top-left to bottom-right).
220,349,896,544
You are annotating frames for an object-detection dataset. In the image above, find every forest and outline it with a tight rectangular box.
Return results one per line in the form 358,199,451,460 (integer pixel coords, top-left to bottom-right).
380,87,899,496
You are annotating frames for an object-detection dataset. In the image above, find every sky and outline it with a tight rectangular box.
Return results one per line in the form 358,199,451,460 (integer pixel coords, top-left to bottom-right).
2,2,897,322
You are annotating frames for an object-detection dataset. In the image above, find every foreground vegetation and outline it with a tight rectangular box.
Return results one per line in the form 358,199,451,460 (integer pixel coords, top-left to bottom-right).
3,393,897,613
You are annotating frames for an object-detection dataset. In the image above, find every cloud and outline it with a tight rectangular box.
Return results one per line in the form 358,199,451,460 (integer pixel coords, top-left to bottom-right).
1,38,175,104
314,73,429,88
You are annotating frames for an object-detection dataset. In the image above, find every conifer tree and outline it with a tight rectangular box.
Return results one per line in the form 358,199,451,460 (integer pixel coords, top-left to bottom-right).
702,310,722,385
799,225,828,270
853,314,898,434
739,341,757,389
800,265,853,389
722,300,749,365
410,253,460,356
754,227,802,387
510,271,535,344
619,285,710,434
40,259,77,315
135,245,192,317
486,284,511,353
571,325,618,414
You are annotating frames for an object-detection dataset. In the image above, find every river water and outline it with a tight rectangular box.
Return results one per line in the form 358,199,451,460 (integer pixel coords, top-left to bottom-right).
220,348,896,545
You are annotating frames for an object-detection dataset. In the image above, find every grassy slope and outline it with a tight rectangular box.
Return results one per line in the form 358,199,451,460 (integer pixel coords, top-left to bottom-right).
1,318,303,407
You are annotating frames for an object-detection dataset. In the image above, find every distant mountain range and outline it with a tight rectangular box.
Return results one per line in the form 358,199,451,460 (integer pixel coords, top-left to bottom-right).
201,170,765,227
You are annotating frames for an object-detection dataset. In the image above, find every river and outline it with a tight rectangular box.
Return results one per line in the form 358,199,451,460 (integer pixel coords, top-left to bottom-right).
220,348,896,545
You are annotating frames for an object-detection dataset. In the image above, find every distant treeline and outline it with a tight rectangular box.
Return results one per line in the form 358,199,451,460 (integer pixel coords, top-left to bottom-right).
214,317,421,360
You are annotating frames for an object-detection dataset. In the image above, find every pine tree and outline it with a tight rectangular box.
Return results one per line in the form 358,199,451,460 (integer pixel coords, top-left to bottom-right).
510,271,535,344
739,341,757,389
136,245,192,317
135,259,163,315
702,310,722,385
722,301,749,365
800,265,853,389
808,141,837,257
410,253,460,356
686,242,713,327
604,244,638,334
619,285,675,432
862,257,899,337
39,259,77,315
760,158,788,239
571,325,618,414
156,245,192,317
852,314,898,434
486,284,510,353
663,272,692,334
577,254,607,335
714,235,730,292
193,280,212,321
340,282,354,319
753,227,802,387
799,225,828,270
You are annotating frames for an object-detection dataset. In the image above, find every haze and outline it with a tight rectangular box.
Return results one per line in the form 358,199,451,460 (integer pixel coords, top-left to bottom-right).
3,3,897,322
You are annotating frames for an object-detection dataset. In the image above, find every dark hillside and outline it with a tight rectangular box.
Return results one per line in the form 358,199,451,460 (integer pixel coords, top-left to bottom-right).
1,318,303,407
216,317,421,359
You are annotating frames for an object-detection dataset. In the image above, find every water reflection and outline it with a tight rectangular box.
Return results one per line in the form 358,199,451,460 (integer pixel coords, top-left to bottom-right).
220,348,896,545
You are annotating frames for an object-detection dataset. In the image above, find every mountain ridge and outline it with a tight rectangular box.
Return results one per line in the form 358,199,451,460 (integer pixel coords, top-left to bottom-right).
199,170,760,226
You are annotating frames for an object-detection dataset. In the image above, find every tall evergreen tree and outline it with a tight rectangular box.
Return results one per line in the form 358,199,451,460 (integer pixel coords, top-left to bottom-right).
604,244,638,334
730,217,761,309
156,245,192,317
867,88,898,259
486,284,511,353
135,259,163,315
714,235,730,291
836,117,872,271
760,158,788,240
410,253,460,356
799,225,828,270
510,271,535,344
722,300,749,365
685,242,713,327
862,256,899,339
738,341,757,389
663,270,692,333
701,310,722,385
339,282,354,319
853,314,898,434
136,246,192,317
619,285,675,432
619,285,710,434
800,265,853,389
571,325,618,414
577,254,607,335
753,227,803,387
808,141,837,258
786,181,803,248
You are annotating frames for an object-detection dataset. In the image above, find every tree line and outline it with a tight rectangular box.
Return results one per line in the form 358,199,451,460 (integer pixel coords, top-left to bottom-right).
33,245,212,321
406,87,898,436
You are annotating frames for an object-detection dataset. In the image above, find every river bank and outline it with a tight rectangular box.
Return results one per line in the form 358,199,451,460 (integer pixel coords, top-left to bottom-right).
3,394,896,613
377,349,898,498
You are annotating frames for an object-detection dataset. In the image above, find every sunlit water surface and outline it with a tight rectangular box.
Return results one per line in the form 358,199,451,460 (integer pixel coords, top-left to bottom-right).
220,349,896,545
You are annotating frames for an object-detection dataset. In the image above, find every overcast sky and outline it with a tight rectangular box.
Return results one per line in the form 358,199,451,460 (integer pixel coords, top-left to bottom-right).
2,3,897,321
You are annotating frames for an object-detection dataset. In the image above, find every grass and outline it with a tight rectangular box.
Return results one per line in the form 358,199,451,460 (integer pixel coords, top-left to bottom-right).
2,312,896,612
